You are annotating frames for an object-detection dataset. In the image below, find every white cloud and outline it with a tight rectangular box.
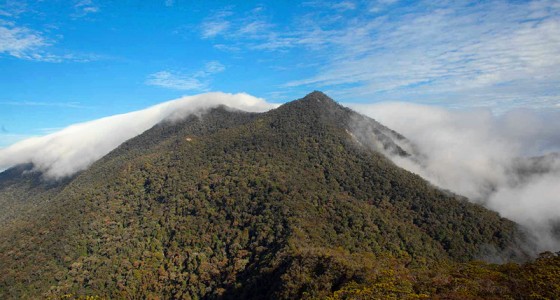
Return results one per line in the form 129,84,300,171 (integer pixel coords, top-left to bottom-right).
152,2,560,110
200,9,273,41
261,0,560,110
0,22,101,62
350,102,560,251
1,101,88,108
0,92,277,178
252,34,297,51
73,0,100,17
237,20,271,37
146,61,226,91
213,43,241,52
369,0,399,12
0,1,105,62
200,9,233,39
331,1,356,11
0,0,27,17
201,20,230,38
203,61,225,74
198,6,283,49
0,25,48,59
213,44,241,52
146,71,206,91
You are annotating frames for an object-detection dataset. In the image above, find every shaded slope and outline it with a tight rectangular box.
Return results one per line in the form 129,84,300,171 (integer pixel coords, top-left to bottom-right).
0,92,528,299
0,163,73,227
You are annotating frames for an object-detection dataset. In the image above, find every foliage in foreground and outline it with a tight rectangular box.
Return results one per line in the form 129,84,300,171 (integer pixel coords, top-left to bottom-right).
325,251,560,300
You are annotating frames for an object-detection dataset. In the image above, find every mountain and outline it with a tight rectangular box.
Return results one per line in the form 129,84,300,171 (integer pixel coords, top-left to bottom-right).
0,91,558,299
512,152,560,180
0,163,73,226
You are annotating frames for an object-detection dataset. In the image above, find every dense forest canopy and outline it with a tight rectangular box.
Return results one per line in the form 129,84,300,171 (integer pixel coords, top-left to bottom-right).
0,92,558,299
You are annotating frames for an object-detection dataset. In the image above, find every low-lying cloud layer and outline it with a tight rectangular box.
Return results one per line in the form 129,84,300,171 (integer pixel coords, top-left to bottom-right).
0,92,276,178
350,103,560,252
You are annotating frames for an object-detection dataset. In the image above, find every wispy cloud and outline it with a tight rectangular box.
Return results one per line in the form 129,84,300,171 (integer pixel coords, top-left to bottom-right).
0,0,27,17
331,1,357,11
146,71,206,91
73,0,100,18
0,24,49,59
368,0,399,13
199,4,345,51
199,6,277,43
202,0,560,110
237,20,272,37
146,61,226,91
200,9,233,39
0,0,104,62
0,21,103,62
282,0,560,110
213,43,241,52
201,21,230,38
0,101,89,108
203,60,226,73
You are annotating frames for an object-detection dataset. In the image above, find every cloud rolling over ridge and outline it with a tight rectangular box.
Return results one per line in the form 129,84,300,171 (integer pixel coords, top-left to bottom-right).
350,102,560,251
0,92,275,178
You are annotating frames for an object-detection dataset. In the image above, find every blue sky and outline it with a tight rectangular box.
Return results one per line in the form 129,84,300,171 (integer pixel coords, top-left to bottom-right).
1,0,559,147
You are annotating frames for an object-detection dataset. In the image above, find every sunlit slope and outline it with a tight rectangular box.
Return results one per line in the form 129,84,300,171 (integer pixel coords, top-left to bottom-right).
0,92,528,299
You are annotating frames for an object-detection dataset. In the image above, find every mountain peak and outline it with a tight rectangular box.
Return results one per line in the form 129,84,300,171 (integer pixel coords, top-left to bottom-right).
299,91,340,107
269,91,351,131
278,91,343,114
302,90,334,102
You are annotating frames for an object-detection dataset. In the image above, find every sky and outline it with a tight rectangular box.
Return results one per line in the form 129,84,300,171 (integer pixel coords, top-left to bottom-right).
1,0,560,147
0,0,560,252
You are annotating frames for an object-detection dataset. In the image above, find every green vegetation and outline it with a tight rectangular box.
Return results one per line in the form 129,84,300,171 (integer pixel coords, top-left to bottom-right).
325,251,560,300
0,92,556,299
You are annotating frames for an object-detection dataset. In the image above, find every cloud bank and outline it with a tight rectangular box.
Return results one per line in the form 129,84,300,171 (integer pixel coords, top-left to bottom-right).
0,92,276,179
351,103,560,251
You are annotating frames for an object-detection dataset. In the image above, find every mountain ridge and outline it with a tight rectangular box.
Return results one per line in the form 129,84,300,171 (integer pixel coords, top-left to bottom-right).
0,91,556,299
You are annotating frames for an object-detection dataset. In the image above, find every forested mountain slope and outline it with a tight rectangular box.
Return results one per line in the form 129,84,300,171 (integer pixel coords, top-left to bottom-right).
1,92,557,299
